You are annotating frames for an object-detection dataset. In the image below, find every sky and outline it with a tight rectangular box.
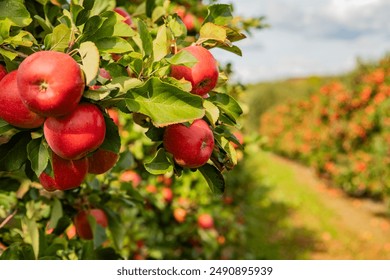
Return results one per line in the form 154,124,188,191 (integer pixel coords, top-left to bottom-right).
212,0,390,83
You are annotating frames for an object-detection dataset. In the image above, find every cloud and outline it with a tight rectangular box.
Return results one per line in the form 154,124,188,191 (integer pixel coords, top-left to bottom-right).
267,0,390,40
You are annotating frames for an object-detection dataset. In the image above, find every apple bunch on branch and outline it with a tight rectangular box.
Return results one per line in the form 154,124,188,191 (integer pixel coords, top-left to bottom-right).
0,0,252,194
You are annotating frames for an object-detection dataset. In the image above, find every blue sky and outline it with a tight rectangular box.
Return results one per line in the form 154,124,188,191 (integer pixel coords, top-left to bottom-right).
212,0,390,83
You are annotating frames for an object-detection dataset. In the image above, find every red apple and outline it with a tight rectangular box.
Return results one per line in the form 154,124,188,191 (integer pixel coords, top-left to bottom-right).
173,208,187,223
119,170,142,187
232,131,244,149
162,187,173,203
107,108,120,126
114,7,132,26
163,119,214,168
197,213,214,229
183,13,196,31
87,149,119,174
0,64,7,81
0,71,45,129
170,45,219,96
44,103,106,160
17,51,85,117
39,152,88,191
74,209,108,240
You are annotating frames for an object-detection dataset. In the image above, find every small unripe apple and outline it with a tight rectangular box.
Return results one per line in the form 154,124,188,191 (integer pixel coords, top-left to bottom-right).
17,51,85,117
87,149,119,174
74,209,108,240
0,71,45,129
39,152,88,191
0,64,7,81
44,103,106,160
173,208,187,223
170,45,219,96
197,213,214,229
114,7,133,26
163,119,214,168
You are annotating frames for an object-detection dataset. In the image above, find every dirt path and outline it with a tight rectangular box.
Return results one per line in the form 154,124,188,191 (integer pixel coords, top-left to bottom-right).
251,151,390,259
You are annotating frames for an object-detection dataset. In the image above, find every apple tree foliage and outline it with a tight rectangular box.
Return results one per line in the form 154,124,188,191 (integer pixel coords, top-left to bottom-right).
0,0,265,259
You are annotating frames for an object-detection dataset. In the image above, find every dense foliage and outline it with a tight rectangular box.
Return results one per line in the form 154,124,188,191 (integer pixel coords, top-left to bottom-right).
0,0,264,259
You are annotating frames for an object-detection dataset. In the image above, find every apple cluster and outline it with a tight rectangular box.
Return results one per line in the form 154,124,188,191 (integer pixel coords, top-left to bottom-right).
0,51,119,191
163,45,219,169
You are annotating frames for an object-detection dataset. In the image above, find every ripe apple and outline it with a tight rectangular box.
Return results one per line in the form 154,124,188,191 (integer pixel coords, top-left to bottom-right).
170,45,219,96
39,152,88,191
232,131,244,149
44,103,106,160
114,7,132,26
162,187,173,203
0,64,7,81
163,119,214,168
173,208,187,223
87,149,119,174
119,170,142,187
183,13,196,31
197,213,214,229
146,184,157,193
0,71,45,129
107,108,120,126
17,51,85,117
74,209,108,240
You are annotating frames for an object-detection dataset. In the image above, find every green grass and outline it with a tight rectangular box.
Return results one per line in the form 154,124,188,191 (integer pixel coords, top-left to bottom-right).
228,143,383,259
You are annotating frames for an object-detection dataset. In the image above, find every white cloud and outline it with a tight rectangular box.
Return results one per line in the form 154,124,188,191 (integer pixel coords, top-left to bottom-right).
215,0,390,83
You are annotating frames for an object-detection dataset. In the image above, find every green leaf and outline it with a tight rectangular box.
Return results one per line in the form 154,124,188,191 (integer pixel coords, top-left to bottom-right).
0,119,15,134
145,0,156,18
153,25,169,62
95,37,133,54
47,198,63,230
0,0,32,27
204,4,233,26
79,41,100,86
27,137,49,177
90,0,116,16
0,132,31,172
167,15,187,40
209,94,243,124
0,47,18,61
198,22,227,44
145,148,173,175
23,217,40,259
204,99,220,125
103,208,125,251
49,24,72,52
198,164,225,195
88,215,107,249
137,19,153,58
105,76,143,93
99,116,121,153
165,50,198,67
125,77,205,127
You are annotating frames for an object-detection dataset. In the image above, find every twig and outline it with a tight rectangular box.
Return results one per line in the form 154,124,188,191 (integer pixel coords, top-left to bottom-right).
0,209,17,229
1,45,28,58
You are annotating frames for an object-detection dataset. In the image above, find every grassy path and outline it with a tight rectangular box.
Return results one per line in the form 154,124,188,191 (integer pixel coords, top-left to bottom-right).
242,146,390,259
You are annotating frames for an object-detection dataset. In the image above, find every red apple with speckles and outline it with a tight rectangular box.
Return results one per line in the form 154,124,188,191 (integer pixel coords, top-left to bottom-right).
170,45,218,96
197,213,214,229
39,152,88,191
74,209,108,240
163,119,214,168
44,103,106,160
87,149,119,174
0,71,45,129
17,51,85,117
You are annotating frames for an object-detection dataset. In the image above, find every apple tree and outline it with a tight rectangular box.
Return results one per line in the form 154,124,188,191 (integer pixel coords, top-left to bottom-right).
0,0,265,259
